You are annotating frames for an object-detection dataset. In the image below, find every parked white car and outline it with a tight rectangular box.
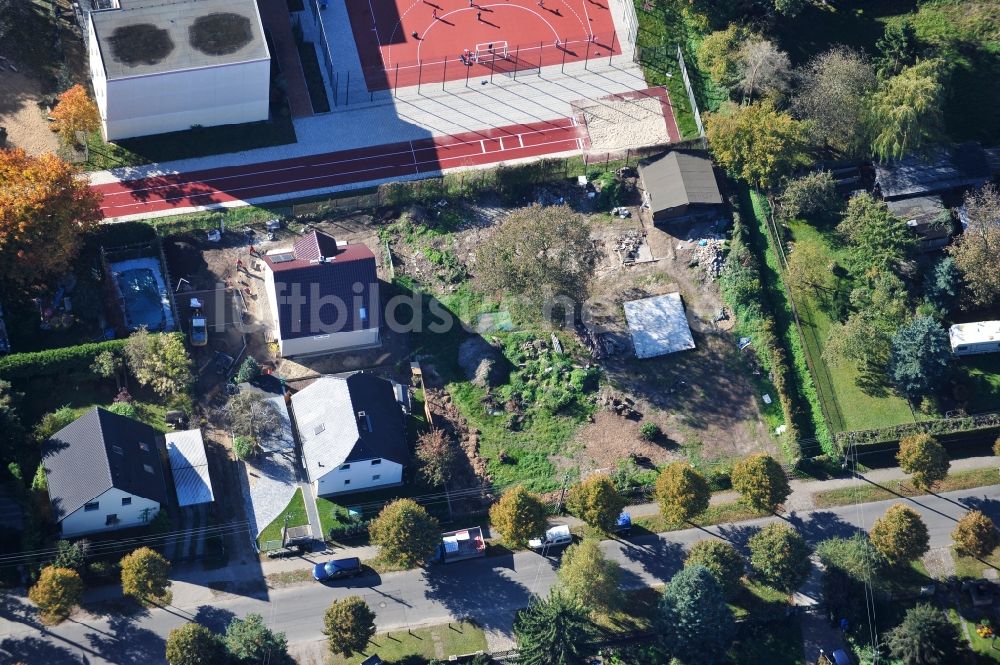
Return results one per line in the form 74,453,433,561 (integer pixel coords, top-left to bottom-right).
528,525,573,550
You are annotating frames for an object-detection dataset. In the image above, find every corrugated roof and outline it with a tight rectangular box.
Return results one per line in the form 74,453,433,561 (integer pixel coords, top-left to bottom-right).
291,373,408,484
875,143,990,200
165,429,214,506
624,293,696,359
263,231,379,341
43,409,169,521
638,151,722,215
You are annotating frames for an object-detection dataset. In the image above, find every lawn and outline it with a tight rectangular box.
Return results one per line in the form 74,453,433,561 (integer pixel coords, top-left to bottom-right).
952,548,1000,580
316,497,352,538
811,468,1000,509
783,218,919,433
729,615,804,665
327,621,487,665
257,488,309,548
633,501,767,534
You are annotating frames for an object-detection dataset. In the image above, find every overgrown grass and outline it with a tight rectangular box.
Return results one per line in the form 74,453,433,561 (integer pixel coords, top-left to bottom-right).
315,497,351,539
327,621,487,664
257,488,309,548
730,615,805,665
783,218,919,433
811,468,1000,509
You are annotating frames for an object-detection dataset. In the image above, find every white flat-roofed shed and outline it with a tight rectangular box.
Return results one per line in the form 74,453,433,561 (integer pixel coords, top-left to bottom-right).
165,429,215,506
624,293,696,359
949,321,1000,356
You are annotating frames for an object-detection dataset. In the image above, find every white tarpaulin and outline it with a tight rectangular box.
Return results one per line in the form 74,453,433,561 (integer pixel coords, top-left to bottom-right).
624,292,696,359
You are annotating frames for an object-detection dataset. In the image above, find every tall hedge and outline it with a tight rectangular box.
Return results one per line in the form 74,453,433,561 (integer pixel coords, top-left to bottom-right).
0,339,128,380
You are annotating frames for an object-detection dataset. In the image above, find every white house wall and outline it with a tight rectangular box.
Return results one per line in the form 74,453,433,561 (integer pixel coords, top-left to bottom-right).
60,487,160,538
102,59,270,140
88,19,109,126
279,328,381,358
315,458,402,496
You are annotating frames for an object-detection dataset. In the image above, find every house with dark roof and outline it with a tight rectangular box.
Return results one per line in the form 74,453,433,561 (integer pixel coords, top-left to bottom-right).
43,408,170,537
875,143,990,201
886,196,954,253
290,373,409,497
637,151,724,224
261,230,381,358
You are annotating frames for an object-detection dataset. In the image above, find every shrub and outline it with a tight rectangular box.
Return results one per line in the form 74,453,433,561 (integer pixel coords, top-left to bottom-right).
638,422,661,441
233,435,255,460
235,356,261,384
105,402,137,418
0,339,128,380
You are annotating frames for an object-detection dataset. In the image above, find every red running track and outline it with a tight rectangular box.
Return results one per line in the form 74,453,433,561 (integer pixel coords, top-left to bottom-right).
94,118,585,219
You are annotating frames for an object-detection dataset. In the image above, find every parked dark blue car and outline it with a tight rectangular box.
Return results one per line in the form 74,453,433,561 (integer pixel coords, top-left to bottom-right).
313,557,363,582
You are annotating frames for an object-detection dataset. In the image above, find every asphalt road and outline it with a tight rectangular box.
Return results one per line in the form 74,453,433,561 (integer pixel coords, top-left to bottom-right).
3,483,998,665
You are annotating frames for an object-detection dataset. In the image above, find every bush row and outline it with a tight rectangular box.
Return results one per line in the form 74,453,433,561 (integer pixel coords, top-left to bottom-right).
836,417,1000,449
748,191,834,455
720,199,803,463
0,339,128,380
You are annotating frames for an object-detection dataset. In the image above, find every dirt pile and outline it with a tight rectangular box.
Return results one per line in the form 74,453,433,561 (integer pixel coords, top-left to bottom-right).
458,337,505,388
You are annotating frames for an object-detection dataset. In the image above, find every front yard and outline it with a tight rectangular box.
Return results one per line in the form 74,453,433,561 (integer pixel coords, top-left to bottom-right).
327,621,487,665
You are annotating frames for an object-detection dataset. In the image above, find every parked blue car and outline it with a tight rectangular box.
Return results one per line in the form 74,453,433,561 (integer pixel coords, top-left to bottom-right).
313,557,363,582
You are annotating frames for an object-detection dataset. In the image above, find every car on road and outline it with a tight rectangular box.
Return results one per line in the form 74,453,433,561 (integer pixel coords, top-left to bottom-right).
528,525,573,550
313,557,363,582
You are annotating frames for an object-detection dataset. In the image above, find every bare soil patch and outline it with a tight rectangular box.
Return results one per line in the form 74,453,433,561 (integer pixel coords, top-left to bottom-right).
0,70,59,155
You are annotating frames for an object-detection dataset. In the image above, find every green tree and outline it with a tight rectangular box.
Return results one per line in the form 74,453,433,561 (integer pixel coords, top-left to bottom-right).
91,349,124,390
415,429,455,487
887,604,966,665
889,318,951,400
952,510,1000,559
489,486,549,548
837,192,914,274
557,538,622,613
232,436,254,461
165,623,225,665
779,171,841,221
234,356,261,384
123,330,193,398
476,204,597,320
792,47,876,155
922,256,961,317
704,100,811,189
748,523,812,593
0,380,24,469
224,612,290,664
869,504,930,567
368,498,440,567
52,540,87,572
514,591,592,665
731,453,790,513
684,540,744,598
34,406,77,442
28,566,84,624
875,20,918,76
817,534,886,621
869,60,945,162
565,474,625,533
696,25,751,89
323,596,376,657
31,462,47,492
949,184,1000,309
120,546,171,602
896,433,949,490
785,240,836,297
659,565,734,664
655,462,710,526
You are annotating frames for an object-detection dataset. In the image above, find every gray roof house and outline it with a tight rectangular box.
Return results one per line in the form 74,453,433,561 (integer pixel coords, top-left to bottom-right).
43,408,170,537
291,373,409,497
875,143,990,200
886,195,953,252
638,151,724,223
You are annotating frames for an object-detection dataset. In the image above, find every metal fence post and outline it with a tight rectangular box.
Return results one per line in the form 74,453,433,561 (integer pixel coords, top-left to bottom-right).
418,60,422,93
345,71,350,105
442,56,448,90
561,42,566,73
609,32,615,65
395,63,399,95
513,44,520,80
584,38,590,70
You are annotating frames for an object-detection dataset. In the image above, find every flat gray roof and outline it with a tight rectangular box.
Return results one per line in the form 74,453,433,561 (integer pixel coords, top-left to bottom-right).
624,293,696,359
92,0,268,80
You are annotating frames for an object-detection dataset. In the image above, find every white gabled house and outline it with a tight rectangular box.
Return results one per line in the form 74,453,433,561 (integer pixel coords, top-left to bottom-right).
291,373,409,497
43,408,170,537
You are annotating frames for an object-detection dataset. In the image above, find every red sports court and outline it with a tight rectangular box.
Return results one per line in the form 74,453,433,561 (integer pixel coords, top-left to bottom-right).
346,0,622,90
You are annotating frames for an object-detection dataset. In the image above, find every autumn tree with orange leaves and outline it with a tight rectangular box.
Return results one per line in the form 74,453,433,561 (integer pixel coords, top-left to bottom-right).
51,85,100,146
0,149,102,287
